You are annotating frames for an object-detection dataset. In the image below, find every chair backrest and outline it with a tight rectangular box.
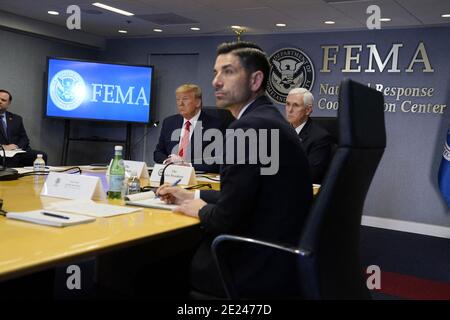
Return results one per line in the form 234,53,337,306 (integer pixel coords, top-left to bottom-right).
310,116,339,145
298,79,386,299
202,106,235,130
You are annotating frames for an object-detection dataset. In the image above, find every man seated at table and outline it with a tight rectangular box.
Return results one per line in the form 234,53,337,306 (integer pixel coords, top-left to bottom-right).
285,88,333,183
157,41,313,298
0,89,47,167
153,84,224,173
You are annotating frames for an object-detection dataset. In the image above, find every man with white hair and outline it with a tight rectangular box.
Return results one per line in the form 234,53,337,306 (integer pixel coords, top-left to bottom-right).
285,87,333,183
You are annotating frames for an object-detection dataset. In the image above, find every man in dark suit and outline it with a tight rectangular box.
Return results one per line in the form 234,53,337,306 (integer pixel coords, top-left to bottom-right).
286,88,333,183
157,42,313,298
0,89,47,167
153,84,223,173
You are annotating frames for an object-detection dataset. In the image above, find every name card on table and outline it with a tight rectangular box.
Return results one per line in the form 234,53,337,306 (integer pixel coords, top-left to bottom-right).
41,172,106,200
107,160,149,179
150,163,197,186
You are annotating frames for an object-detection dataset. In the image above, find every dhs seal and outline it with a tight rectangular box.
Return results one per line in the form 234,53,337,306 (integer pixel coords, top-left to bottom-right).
49,69,86,111
266,48,315,104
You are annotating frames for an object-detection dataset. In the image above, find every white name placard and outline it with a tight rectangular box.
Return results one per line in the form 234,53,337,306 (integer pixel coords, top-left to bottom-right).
41,172,106,200
150,163,197,186
124,160,149,179
107,160,149,179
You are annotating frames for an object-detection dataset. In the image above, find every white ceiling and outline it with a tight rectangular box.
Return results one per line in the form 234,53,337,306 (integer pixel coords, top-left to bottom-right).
0,0,449,38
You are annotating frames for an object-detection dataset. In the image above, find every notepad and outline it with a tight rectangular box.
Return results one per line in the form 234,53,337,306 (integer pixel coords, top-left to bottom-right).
6,210,95,227
45,199,142,218
124,191,177,211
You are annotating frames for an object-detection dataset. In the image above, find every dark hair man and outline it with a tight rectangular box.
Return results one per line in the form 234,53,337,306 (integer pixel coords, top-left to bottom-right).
157,42,313,298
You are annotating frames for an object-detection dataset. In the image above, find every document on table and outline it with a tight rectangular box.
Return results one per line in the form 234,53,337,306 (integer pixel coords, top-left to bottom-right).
124,191,177,211
6,210,95,227
4,149,26,157
45,199,142,217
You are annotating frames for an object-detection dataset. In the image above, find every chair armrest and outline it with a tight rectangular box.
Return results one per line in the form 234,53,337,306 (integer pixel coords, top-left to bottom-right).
211,234,311,299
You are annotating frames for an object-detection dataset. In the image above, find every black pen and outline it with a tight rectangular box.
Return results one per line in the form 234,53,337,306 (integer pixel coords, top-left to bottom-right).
42,212,70,220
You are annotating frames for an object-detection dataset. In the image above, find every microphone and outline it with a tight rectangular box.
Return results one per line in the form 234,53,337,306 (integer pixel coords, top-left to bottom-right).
159,162,173,186
0,145,19,181
159,160,187,186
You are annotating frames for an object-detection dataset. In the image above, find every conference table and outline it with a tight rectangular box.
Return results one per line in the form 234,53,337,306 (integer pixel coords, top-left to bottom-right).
0,169,318,298
0,170,216,284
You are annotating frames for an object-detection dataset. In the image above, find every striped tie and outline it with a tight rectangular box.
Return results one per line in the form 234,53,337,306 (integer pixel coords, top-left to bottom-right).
0,114,7,139
178,121,191,159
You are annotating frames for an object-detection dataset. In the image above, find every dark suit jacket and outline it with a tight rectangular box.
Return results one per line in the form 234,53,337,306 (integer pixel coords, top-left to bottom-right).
298,118,333,184
191,95,313,298
153,110,224,173
0,111,30,150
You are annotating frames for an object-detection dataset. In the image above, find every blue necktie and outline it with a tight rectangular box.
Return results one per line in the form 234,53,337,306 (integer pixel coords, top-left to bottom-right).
0,114,7,139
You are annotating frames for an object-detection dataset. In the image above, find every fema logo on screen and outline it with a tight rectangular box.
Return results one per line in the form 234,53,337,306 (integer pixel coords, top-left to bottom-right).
49,69,86,111
266,48,315,104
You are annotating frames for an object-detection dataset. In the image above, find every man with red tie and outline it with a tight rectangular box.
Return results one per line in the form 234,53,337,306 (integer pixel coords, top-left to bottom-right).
153,84,224,173
0,89,47,167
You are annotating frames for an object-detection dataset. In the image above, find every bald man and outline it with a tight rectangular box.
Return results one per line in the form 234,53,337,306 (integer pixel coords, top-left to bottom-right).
285,88,333,183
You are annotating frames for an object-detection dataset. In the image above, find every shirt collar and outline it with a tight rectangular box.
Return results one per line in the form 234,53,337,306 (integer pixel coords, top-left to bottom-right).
295,120,307,135
236,99,256,120
183,109,201,129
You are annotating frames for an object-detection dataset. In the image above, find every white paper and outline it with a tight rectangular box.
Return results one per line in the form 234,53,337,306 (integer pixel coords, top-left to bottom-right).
124,191,155,201
23,166,77,172
150,163,197,185
6,210,95,227
41,172,105,200
46,199,141,218
124,160,149,179
123,191,176,211
125,197,177,211
4,149,26,157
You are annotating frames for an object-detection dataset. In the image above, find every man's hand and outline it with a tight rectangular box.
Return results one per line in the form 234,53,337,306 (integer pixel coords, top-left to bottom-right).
156,185,194,205
163,154,191,167
173,199,207,218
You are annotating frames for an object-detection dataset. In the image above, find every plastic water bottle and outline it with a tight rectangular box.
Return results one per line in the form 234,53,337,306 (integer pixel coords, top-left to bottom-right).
33,154,46,172
108,146,125,199
127,171,141,195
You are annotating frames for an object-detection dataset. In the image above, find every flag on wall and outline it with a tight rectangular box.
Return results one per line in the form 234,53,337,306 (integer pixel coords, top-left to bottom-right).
438,127,450,207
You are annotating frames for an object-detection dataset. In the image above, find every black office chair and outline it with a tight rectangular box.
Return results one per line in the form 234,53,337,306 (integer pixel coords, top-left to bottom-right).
310,116,338,145
211,79,386,299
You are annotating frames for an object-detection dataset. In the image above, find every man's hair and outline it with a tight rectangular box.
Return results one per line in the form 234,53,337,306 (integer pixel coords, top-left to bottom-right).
288,87,314,107
216,41,270,91
175,84,202,100
0,89,12,102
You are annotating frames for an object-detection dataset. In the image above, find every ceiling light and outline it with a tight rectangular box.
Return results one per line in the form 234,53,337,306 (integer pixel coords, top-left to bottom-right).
118,30,127,34
231,25,242,29
92,2,134,16
276,23,286,27
153,29,163,32
48,11,59,15
190,27,200,31
324,21,335,24
380,18,391,22
442,14,450,18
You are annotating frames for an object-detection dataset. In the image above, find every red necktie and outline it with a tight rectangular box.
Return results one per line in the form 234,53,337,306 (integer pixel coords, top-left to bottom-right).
178,121,191,158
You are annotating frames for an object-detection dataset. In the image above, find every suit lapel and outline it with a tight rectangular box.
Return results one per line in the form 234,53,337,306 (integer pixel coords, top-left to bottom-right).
298,118,312,144
240,95,271,118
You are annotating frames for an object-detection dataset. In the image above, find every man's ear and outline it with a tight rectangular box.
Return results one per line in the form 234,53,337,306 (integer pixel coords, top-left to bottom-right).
306,105,313,116
249,71,264,92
